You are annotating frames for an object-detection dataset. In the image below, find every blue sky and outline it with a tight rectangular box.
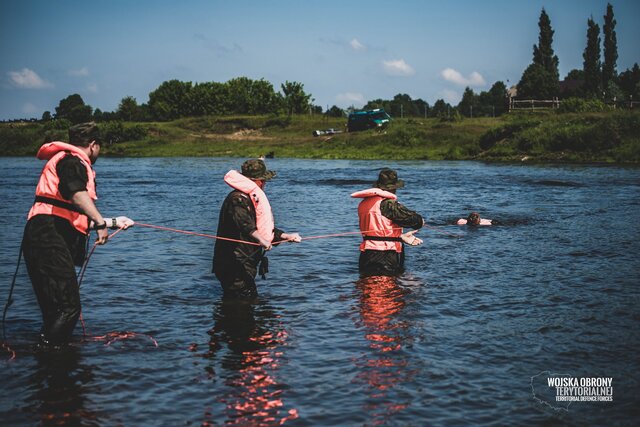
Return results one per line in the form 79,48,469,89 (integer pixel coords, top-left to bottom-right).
1,0,639,120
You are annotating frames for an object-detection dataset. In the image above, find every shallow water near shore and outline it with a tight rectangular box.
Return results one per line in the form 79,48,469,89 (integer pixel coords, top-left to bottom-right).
1,157,639,426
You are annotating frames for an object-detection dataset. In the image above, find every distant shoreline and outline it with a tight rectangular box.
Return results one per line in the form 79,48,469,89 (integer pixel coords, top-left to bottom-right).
1,111,639,163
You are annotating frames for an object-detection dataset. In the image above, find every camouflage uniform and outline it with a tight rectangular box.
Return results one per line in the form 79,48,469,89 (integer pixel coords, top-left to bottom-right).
213,160,283,299
359,168,423,277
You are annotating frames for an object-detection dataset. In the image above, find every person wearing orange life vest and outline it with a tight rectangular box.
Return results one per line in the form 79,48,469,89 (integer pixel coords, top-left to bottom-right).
212,159,301,299
21,122,134,349
351,168,424,277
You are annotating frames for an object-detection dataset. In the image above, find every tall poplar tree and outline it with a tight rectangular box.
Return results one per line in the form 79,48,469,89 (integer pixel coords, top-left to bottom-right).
583,17,601,98
533,8,559,79
517,8,560,98
602,3,618,92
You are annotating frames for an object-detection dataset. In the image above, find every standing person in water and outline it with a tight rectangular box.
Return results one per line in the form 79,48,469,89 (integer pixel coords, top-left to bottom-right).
351,168,424,277
22,122,134,349
456,212,494,226
213,159,301,299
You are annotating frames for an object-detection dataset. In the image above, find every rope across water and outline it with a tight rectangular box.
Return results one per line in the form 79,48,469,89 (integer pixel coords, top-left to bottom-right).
3,220,459,360
135,221,461,244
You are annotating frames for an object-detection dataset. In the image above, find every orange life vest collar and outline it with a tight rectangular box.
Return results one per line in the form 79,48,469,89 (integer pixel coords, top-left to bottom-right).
224,170,275,243
27,141,97,234
350,188,398,200
351,188,402,252
36,141,92,164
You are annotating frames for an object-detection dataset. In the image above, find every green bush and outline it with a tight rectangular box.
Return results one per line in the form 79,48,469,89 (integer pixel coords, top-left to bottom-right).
124,125,148,141
391,128,419,147
479,119,541,150
444,145,463,159
99,121,148,144
439,111,463,123
550,126,585,151
0,123,44,155
43,119,72,130
558,98,609,113
263,116,291,128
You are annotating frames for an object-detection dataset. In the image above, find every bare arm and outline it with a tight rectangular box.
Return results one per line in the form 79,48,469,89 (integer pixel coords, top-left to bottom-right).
70,190,109,244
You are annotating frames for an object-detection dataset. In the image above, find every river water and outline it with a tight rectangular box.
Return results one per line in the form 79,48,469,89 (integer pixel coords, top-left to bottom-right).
1,157,639,426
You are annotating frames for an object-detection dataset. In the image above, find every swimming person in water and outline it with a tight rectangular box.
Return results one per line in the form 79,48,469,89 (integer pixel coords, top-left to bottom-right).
456,212,494,226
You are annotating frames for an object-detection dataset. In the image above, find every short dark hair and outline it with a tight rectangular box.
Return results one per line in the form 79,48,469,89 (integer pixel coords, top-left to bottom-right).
68,122,99,147
467,212,480,225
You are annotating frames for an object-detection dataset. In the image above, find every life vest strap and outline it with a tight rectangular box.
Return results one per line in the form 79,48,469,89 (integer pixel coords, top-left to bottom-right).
34,195,83,213
363,235,403,242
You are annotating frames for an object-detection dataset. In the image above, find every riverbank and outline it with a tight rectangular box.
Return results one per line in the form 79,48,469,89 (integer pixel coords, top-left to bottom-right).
1,110,639,162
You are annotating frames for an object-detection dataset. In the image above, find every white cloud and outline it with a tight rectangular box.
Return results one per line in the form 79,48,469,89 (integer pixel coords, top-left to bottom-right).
22,102,38,114
382,59,415,76
68,67,89,77
336,92,365,106
8,68,51,89
350,38,365,51
86,83,99,93
441,68,486,87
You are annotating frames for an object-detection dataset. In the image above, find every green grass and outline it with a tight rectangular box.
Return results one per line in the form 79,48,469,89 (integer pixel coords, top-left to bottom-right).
2,111,640,163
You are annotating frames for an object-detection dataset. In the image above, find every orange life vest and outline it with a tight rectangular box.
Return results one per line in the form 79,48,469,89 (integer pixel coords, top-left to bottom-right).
27,141,97,234
224,170,275,243
351,188,403,252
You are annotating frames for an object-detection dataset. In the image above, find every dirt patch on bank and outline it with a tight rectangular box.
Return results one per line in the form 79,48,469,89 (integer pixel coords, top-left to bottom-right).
190,129,274,141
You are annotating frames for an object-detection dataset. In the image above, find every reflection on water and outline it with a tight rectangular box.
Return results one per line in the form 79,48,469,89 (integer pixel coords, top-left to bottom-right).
26,346,99,426
353,276,420,425
2,158,639,425
200,299,298,426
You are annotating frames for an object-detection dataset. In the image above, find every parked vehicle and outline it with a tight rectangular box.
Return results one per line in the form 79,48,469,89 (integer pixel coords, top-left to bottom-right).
347,109,391,132
312,128,342,137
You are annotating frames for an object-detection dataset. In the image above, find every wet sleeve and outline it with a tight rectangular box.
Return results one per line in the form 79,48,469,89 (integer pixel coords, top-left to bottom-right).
228,193,258,235
273,227,284,244
56,155,88,200
380,199,423,230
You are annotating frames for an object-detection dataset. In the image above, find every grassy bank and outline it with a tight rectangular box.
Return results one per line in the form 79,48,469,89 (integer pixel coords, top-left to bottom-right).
2,110,639,162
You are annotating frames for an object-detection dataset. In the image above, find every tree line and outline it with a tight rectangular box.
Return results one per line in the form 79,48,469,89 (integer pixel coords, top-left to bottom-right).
517,3,639,103
40,78,314,124
21,2,640,126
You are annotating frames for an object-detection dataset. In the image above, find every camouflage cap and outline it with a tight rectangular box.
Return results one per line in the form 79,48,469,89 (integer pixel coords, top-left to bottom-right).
241,159,276,181
375,168,405,190
69,122,99,146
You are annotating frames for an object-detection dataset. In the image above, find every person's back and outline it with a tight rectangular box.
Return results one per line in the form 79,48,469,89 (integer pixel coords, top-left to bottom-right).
22,122,134,349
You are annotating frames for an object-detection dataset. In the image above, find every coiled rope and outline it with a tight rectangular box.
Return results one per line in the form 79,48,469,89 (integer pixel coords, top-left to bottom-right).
77,227,157,347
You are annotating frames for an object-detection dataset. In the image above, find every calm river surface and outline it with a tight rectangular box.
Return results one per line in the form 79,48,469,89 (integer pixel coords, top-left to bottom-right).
1,157,639,426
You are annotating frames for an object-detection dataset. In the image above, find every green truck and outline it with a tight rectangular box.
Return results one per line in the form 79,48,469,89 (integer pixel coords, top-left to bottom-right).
347,108,391,132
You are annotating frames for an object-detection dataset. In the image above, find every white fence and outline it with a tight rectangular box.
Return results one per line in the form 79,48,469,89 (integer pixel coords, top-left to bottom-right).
508,98,560,111
509,97,640,112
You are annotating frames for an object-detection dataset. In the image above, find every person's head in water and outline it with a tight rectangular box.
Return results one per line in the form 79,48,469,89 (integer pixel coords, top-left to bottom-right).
241,159,276,189
375,168,405,194
467,212,481,226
